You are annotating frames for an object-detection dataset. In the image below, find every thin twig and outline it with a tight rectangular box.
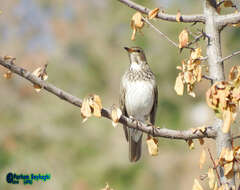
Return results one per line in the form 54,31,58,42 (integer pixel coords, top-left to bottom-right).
208,148,222,186
0,57,217,140
142,17,179,48
219,50,240,63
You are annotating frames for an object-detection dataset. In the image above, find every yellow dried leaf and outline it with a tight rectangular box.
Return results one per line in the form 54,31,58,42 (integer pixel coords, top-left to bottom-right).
3,70,12,79
32,64,48,80
188,84,196,98
33,84,42,92
179,29,189,48
224,0,233,7
176,10,181,22
192,179,203,190
222,109,232,133
131,27,136,41
146,136,158,156
148,8,159,20
89,94,102,117
208,168,215,189
111,106,122,127
131,12,144,29
199,149,206,169
174,74,184,95
187,139,194,150
224,162,233,176
81,97,92,122
197,66,202,82
191,48,203,60
198,138,204,145
225,149,234,162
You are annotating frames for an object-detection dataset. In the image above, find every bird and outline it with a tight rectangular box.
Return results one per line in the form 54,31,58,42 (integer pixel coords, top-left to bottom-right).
120,46,158,162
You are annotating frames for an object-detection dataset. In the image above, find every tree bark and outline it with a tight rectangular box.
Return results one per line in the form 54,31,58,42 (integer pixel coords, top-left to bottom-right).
203,0,235,187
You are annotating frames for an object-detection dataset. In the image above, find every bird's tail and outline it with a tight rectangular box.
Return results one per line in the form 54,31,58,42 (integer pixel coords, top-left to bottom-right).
129,129,142,162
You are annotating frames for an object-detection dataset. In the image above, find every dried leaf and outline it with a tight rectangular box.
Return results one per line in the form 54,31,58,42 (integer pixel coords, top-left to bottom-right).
81,97,92,122
224,0,233,7
222,109,232,133
192,179,204,190
199,149,206,169
111,106,122,127
89,94,102,117
146,136,158,156
179,29,189,48
191,48,203,60
198,138,204,145
131,27,136,41
176,10,181,22
33,84,41,92
187,139,194,150
131,12,144,29
148,8,159,20
225,149,234,162
32,64,48,80
174,74,184,95
224,162,233,176
208,168,215,189
3,70,12,79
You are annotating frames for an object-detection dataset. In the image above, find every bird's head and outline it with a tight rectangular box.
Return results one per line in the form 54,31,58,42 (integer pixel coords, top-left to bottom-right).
124,47,147,71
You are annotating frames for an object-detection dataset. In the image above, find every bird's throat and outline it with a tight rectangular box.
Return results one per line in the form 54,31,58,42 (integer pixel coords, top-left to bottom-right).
130,62,141,71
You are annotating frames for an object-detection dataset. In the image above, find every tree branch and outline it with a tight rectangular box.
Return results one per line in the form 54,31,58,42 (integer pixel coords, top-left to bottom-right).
0,57,217,140
219,50,240,63
142,17,178,48
204,0,235,186
117,0,205,23
217,12,240,27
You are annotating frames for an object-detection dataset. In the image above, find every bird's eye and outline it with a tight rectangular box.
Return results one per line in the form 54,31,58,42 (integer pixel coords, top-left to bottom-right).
136,50,141,53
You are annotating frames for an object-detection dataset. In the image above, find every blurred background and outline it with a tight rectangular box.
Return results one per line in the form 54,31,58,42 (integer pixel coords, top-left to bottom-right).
0,0,239,190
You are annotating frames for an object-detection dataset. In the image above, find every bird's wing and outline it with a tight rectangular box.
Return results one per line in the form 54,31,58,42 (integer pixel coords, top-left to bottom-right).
150,82,158,125
120,79,129,141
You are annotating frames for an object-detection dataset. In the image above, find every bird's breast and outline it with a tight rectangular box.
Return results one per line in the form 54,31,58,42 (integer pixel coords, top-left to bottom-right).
124,80,154,120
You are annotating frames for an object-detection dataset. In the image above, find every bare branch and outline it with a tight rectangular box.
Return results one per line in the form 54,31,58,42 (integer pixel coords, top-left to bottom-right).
142,17,178,48
117,0,205,23
0,57,217,140
217,12,240,27
219,50,240,63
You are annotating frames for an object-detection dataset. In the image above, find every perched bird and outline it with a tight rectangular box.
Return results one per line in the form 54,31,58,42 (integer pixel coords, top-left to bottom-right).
120,47,158,162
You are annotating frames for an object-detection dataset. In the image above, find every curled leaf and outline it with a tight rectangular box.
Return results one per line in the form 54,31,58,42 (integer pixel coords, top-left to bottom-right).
191,48,203,61
89,94,102,117
174,74,184,95
187,139,194,150
146,136,158,156
32,64,48,92
178,29,189,49
81,97,92,122
111,105,122,127
131,12,144,40
148,8,159,20
224,162,233,177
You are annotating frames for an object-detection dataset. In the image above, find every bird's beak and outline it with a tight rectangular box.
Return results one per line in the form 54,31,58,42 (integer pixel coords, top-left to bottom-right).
124,47,133,52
